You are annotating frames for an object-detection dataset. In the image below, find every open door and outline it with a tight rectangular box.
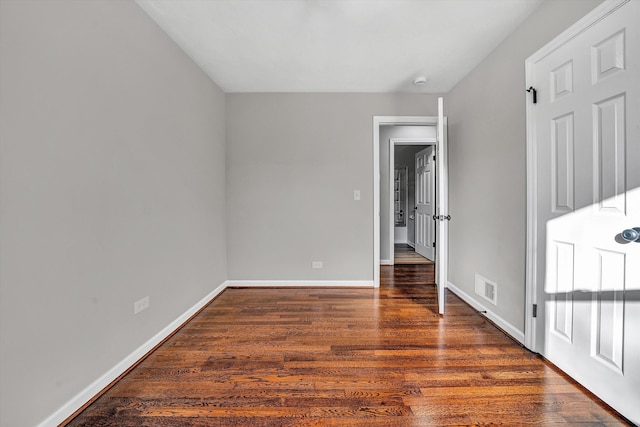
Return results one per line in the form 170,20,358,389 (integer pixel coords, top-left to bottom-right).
415,146,435,261
526,1,639,421
435,97,449,315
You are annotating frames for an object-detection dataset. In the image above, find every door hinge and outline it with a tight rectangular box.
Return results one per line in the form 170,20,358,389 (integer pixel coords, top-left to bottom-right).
433,155,436,161
526,86,537,104
532,304,537,318
432,242,436,247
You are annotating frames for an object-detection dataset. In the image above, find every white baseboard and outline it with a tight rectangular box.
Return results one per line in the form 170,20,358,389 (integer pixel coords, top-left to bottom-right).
447,281,525,344
407,241,415,248
380,259,393,265
38,277,374,425
228,280,374,288
37,281,229,427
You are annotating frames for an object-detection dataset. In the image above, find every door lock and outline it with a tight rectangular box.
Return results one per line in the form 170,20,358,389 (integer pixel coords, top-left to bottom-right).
621,227,640,243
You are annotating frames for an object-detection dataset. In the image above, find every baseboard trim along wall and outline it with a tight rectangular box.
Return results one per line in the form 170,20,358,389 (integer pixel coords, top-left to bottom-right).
228,280,374,288
37,281,229,427
447,281,525,345
40,277,375,425
380,259,393,265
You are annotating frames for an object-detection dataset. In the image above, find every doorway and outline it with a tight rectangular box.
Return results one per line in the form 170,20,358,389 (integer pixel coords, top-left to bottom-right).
373,103,448,314
372,102,451,315
388,139,436,265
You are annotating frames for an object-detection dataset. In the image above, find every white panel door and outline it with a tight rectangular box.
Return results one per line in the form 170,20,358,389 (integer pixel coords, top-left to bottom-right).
530,1,639,422
435,97,448,315
415,147,434,261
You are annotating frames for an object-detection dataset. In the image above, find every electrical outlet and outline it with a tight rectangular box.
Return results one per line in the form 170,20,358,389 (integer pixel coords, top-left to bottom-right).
353,190,361,201
312,261,323,269
134,296,150,314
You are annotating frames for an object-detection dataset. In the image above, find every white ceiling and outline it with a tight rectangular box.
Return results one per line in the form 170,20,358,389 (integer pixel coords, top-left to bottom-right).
135,0,544,93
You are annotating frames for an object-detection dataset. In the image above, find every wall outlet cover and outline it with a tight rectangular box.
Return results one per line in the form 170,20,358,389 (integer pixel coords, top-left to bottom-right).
475,274,497,305
134,296,150,314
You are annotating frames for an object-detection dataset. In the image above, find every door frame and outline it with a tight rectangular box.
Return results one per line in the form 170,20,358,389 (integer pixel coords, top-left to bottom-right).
524,0,629,351
373,115,446,290
388,138,436,265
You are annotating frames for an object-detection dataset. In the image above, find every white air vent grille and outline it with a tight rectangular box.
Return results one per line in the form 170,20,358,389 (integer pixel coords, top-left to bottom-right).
475,274,497,305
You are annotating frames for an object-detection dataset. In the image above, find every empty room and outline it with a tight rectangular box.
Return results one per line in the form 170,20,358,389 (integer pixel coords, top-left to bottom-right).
1,0,638,425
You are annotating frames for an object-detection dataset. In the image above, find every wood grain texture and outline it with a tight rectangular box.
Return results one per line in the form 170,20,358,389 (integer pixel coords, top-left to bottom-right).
66,265,630,426
394,243,433,265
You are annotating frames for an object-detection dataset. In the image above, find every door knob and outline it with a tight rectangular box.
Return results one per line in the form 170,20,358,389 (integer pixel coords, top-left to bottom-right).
621,227,640,242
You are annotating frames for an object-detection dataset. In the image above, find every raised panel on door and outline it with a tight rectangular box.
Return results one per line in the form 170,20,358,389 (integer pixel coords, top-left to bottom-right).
549,241,574,343
594,94,626,214
592,249,625,374
551,113,574,213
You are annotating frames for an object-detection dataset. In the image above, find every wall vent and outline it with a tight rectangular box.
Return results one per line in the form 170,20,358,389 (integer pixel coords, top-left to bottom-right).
475,274,497,305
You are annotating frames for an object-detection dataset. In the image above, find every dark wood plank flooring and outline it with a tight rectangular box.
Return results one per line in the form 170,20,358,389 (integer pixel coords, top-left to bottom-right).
394,243,433,265
66,265,629,426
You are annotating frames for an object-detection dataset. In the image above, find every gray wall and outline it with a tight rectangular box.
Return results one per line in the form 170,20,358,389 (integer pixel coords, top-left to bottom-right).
0,0,607,424
227,94,440,280
0,1,227,426
379,125,437,260
446,0,603,330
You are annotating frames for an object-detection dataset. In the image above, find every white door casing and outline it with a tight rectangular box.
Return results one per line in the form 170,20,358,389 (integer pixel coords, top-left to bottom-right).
388,138,435,265
427,150,436,260
525,0,639,423
415,146,435,261
374,116,437,288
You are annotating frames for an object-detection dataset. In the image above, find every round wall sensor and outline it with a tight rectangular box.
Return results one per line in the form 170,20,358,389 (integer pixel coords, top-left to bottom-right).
413,76,427,86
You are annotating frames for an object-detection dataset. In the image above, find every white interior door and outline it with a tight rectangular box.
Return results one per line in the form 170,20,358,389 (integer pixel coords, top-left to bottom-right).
528,1,639,422
415,147,434,261
435,97,448,315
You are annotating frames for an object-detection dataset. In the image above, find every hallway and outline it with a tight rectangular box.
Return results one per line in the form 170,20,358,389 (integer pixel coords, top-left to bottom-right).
393,243,433,265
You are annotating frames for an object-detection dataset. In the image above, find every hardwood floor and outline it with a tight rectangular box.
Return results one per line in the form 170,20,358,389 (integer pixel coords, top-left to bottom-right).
394,243,433,265
66,265,630,426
